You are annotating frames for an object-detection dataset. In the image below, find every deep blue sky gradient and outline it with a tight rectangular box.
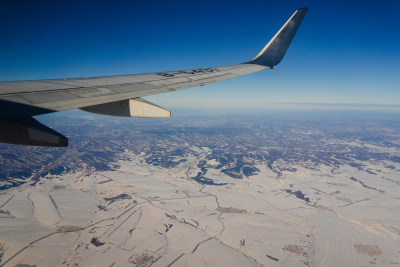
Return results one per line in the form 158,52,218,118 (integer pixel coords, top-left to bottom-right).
1,0,399,108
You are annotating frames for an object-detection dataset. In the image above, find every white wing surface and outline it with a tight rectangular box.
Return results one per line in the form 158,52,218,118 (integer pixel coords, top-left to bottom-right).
0,8,308,146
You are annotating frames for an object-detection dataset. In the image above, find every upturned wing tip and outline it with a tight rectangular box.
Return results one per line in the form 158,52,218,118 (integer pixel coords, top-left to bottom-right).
246,7,308,67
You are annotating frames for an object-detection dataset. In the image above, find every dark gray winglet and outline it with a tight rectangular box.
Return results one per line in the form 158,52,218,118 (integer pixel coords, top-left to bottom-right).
246,8,308,68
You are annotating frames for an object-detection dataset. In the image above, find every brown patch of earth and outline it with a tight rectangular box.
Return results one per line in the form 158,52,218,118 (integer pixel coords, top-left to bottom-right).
216,207,247,214
282,245,306,256
57,225,81,232
128,253,154,266
353,244,383,256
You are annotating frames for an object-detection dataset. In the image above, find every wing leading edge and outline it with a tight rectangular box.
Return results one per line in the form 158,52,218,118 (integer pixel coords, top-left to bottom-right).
0,8,308,146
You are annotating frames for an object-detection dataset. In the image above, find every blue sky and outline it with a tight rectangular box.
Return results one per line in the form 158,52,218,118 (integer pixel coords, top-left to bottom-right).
0,0,399,109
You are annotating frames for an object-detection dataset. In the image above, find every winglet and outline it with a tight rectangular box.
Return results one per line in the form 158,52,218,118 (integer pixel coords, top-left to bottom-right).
246,8,308,67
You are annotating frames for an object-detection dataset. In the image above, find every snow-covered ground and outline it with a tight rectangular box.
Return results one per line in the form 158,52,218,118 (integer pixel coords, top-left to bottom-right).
0,152,399,267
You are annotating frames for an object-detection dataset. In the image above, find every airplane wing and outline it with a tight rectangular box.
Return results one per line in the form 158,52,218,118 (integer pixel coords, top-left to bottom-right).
0,8,308,147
